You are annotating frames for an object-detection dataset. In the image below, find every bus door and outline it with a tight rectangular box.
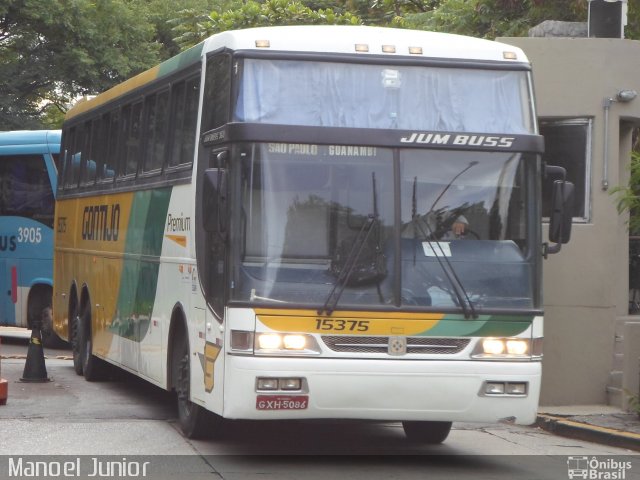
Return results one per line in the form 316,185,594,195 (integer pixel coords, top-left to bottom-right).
0,261,11,324
196,148,229,410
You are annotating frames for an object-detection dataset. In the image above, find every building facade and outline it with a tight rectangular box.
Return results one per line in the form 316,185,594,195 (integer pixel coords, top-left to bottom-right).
500,36,640,407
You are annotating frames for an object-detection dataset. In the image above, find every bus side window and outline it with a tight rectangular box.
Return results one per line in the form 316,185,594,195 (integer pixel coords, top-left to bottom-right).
143,90,169,173
168,75,200,169
80,119,99,185
126,102,143,177
64,125,81,189
101,109,119,181
202,54,231,132
117,105,132,178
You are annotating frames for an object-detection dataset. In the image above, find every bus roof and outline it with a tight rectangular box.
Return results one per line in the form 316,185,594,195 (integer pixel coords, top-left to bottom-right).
204,25,528,63
65,25,528,121
0,130,61,152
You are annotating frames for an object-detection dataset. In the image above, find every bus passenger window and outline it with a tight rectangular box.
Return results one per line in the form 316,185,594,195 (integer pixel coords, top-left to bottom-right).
100,109,119,181
64,125,82,189
81,119,100,185
125,102,143,176
169,76,200,168
143,90,169,173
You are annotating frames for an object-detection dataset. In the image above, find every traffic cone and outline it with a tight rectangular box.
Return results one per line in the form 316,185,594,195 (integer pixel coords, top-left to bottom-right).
0,337,8,405
20,316,50,383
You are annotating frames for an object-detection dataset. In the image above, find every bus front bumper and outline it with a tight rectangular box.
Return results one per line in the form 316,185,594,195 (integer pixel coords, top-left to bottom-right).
222,355,541,425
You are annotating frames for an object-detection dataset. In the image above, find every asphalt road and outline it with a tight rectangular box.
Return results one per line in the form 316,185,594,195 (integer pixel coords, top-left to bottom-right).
1,328,638,480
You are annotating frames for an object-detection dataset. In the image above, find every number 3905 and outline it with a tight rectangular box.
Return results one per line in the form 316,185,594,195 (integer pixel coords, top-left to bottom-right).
17,227,42,244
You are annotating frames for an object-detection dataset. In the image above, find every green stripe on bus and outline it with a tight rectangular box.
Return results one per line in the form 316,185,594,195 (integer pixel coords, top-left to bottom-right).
158,42,204,78
111,188,172,341
421,315,533,337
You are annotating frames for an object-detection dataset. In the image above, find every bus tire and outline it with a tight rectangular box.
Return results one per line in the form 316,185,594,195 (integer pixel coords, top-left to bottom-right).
79,302,107,382
70,302,83,376
402,421,452,444
173,331,219,439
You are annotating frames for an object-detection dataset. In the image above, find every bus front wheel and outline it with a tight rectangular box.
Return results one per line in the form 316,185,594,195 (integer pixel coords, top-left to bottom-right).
174,334,221,439
402,421,452,444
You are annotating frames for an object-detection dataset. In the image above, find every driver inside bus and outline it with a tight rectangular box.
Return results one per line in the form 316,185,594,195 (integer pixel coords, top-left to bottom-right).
401,210,468,241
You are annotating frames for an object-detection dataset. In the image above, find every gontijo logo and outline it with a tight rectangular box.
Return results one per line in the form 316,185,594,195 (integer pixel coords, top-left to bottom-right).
82,204,120,241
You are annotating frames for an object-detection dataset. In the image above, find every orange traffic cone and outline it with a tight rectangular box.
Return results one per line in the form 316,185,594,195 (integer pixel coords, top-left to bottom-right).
0,337,7,405
20,316,50,383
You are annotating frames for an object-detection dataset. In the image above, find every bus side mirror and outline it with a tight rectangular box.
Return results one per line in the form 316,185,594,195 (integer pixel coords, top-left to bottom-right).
547,180,574,254
203,168,227,233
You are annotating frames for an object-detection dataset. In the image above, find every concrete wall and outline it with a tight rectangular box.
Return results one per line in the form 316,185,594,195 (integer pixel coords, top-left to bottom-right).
499,38,640,406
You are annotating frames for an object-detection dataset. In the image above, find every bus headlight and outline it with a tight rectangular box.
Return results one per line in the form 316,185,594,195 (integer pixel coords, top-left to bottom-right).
472,337,540,360
258,333,282,350
255,332,321,355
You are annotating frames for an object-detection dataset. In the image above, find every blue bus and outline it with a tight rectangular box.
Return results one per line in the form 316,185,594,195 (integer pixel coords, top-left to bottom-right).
0,130,64,347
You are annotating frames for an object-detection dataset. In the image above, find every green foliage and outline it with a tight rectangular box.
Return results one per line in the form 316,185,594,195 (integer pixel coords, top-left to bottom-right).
173,0,361,50
612,151,640,236
0,0,162,129
6,0,640,129
397,0,587,39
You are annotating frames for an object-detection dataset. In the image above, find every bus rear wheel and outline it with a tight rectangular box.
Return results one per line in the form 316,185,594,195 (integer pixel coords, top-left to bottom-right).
402,421,452,444
70,304,83,376
79,302,107,381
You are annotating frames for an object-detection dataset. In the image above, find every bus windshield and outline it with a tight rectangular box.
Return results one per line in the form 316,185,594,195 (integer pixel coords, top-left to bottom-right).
234,58,534,134
231,143,537,312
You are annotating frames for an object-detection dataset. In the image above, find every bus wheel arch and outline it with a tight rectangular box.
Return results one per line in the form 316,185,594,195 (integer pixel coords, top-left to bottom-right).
168,305,219,439
167,304,188,392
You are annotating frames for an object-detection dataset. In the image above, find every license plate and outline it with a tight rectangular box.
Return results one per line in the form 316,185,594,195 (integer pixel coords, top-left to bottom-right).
256,395,309,410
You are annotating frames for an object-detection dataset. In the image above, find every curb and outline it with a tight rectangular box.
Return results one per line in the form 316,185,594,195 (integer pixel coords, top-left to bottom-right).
537,414,640,452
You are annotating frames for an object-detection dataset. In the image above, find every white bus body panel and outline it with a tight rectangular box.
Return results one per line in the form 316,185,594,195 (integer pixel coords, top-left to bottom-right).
223,355,540,425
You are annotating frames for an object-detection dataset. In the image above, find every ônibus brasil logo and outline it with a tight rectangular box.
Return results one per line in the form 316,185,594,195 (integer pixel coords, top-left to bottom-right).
567,456,632,479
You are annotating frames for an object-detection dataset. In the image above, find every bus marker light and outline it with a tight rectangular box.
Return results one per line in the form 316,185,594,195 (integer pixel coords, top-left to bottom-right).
382,45,396,53
408,46,423,55
255,40,271,48
355,44,369,52
503,51,517,60
230,330,254,352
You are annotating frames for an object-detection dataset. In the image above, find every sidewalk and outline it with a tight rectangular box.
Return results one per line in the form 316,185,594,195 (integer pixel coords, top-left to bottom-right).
537,405,640,452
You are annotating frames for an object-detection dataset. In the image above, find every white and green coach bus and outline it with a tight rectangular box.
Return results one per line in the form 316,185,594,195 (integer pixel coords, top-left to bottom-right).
53,25,573,443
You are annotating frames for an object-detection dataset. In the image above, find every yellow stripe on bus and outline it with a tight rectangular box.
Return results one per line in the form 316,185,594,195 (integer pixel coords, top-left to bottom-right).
65,66,161,121
255,309,444,336
165,234,187,248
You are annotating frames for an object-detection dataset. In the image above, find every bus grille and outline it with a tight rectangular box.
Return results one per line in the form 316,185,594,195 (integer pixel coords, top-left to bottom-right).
320,336,470,355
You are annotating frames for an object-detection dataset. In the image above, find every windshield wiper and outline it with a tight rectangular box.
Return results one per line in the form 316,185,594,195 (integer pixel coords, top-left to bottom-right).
319,172,384,315
411,166,478,319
